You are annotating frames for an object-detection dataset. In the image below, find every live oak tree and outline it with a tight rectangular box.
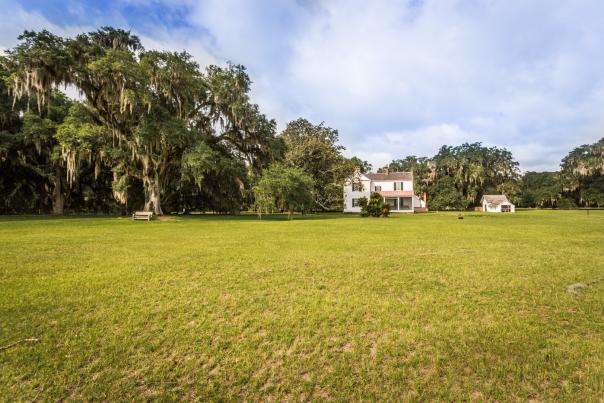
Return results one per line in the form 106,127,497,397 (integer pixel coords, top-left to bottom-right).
5,28,278,214
348,156,372,173
383,143,521,210
1,57,119,214
0,67,72,214
520,172,560,208
561,137,604,207
6,27,599,215
280,118,358,211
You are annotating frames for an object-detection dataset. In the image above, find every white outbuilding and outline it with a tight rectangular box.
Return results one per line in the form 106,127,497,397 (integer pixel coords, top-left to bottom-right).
480,195,515,213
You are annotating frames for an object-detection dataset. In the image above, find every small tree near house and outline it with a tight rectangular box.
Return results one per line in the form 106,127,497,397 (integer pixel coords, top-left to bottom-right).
253,163,314,219
360,192,390,217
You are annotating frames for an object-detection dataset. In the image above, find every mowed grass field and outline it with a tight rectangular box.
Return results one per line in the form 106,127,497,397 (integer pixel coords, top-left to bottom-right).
1,211,603,401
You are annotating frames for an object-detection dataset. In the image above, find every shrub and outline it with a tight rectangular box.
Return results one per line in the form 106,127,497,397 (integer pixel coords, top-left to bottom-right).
380,203,391,217
360,192,390,217
358,197,368,209
370,192,381,205
366,204,381,217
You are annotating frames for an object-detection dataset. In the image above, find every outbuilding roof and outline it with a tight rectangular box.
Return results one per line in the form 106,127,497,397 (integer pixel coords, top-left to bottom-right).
481,195,510,206
364,172,413,181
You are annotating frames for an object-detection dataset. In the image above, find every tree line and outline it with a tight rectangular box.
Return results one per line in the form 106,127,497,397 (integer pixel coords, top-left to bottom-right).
0,28,365,215
1,28,602,215
381,139,604,210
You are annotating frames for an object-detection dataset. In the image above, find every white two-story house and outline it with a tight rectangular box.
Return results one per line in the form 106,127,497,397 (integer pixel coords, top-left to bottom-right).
343,170,426,213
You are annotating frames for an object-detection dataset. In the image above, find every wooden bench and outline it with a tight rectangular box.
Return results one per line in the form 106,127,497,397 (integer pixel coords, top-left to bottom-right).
132,211,154,221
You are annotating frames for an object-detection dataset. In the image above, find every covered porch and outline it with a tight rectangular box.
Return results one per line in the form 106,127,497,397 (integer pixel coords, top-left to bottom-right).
379,191,415,212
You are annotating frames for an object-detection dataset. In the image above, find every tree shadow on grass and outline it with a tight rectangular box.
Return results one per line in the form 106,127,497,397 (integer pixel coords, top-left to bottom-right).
178,212,355,222
0,212,358,223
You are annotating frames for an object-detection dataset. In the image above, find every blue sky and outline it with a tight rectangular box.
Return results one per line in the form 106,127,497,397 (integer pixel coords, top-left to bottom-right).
2,0,604,171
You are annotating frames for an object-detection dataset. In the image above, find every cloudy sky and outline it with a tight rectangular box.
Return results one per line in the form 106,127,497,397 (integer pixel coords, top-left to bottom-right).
2,0,604,171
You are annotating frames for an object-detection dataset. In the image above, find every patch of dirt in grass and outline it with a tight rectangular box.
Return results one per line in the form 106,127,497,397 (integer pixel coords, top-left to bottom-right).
208,364,220,377
567,283,588,296
567,276,604,296
370,342,378,358
286,336,300,356
314,388,330,400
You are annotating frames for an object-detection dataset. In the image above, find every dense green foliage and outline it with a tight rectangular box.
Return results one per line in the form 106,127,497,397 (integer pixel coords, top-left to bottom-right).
281,118,360,211
427,176,466,211
1,211,603,400
1,28,282,215
382,143,520,210
1,28,602,214
560,138,604,207
520,172,562,208
517,139,604,209
384,139,604,210
359,192,390,217
0,77,116,214
0,29,369,215
253,163,314,219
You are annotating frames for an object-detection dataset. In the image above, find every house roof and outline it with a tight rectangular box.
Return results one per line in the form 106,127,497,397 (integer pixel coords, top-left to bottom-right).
481,195,510,206
364,172,413,181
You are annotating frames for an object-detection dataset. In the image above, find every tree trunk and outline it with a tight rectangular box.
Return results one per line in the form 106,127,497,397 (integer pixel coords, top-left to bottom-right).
144,178,163,215
52,167,64,215
142,156,163,215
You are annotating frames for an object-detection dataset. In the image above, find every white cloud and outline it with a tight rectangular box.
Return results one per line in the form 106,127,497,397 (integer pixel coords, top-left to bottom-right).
344,123,477,170
2,0,604,171
0,1,92,50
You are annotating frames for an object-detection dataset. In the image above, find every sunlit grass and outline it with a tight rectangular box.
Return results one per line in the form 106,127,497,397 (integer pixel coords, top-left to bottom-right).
1,210,603,400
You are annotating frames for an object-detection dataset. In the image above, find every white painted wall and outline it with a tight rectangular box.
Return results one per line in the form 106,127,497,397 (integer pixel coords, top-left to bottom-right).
344,177,419,212
343,178,371,212
482,200,515,212
370,180,413,192
413,195,425,208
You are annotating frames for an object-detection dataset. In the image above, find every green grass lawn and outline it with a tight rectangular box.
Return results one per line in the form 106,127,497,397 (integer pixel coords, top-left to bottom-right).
1,211,603,401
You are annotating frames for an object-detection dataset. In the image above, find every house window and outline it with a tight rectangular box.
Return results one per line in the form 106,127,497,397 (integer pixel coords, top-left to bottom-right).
352,198,359,207
394,182,404,190
374,185,382,191
352,182,362,191
385,197,398,210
